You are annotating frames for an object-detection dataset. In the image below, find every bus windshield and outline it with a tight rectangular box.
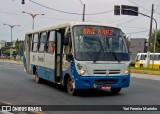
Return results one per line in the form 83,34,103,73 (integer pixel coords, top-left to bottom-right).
73,25,130,61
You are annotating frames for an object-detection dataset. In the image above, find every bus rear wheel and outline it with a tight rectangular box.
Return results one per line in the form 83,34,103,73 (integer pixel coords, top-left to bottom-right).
67,77,77,95
110,88,121,94
35,72,42,83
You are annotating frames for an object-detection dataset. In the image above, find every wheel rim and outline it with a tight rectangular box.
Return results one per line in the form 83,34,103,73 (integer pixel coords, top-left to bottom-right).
35,72,39,82
67,78,74,94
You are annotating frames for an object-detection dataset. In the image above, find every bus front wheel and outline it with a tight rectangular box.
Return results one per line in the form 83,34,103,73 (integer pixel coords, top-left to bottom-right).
67,77,77,95
35,72,42,83
110,88,121,94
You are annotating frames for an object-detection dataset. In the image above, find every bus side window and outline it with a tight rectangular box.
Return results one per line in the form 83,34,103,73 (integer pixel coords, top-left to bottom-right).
140,54,146,60
145,55,147,60
39,32,47,52
155,55,158,60
47,31,55,53
64,28,72,55
32,33,39,52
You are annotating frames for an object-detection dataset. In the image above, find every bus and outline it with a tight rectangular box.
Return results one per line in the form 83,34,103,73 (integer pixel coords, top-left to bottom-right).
135,53,160,69
23,22,130,95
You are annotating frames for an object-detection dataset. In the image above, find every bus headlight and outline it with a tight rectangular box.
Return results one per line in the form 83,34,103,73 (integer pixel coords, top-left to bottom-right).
79,69,86,75
125,69,130,74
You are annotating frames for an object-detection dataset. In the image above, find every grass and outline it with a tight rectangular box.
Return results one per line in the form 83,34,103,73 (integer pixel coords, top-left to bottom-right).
16,59,23,63
131,67,160,71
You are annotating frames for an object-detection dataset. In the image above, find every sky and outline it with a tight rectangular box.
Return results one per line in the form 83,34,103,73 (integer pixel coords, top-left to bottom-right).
0,0,160,42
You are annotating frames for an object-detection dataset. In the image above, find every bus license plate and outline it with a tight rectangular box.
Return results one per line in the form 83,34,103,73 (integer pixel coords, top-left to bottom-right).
102,86,111,90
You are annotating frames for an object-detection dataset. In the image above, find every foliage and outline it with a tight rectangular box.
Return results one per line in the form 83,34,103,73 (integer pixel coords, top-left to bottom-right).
1,44,10,56
125,36,131,53
131,67,160,71
14,39,24,58
150,29,160,52
1,38,24,58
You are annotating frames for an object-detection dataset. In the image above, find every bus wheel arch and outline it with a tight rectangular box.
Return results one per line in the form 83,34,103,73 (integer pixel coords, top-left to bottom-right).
64,74,77,95
64,74,70,87
33,65,36,75
35,71,42,83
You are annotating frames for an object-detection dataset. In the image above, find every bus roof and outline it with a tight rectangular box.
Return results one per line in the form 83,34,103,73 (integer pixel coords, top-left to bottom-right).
25,21,118,34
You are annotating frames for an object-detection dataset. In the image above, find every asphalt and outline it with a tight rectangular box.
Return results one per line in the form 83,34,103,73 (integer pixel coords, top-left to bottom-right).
0,60,160,114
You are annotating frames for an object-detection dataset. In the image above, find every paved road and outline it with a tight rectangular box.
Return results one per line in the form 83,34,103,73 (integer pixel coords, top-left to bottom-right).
0,61,160,114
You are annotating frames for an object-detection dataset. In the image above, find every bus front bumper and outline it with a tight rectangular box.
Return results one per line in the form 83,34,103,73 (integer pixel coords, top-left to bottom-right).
74,75,130,90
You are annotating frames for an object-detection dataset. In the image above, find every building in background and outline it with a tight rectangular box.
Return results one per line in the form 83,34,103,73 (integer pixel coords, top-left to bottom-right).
129,38,147,65
0,40,6,49
0,40,17,58
0,40,6,57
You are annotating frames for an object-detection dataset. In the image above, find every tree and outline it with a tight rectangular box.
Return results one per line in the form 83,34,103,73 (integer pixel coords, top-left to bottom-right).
1,44,10,57
150,29,160,53
14,39,24,59
125,36,131,53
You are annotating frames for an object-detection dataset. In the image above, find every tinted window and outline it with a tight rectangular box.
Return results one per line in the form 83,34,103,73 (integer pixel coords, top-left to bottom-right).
39,32,47,52
47,31,55,53
32,33,39,52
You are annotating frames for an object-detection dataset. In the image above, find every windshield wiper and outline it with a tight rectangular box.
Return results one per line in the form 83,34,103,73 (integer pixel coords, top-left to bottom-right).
110,51,121,63
93,48,103,63
93,37,105,63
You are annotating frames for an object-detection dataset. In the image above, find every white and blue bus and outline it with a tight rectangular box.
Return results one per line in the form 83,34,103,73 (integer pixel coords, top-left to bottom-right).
23,22,130,95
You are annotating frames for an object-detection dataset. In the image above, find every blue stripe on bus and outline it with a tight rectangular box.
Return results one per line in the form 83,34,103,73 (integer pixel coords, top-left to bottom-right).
31,64,55,82
71,60,130,89
30,60,130,89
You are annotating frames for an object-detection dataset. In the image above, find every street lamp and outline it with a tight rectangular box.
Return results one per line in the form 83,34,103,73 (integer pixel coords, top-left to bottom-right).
78,0,85,21
22,11,44,30
3,23,20,59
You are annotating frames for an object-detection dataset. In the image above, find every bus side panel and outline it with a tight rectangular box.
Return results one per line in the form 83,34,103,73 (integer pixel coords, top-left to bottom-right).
30,52,46,79
45,53,55,82
23,38,26,72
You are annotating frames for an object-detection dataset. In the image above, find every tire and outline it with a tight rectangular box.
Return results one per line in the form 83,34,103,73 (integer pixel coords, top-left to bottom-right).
110,88,121,94
140,64,143,68
35,72,42,83
67,77,77,95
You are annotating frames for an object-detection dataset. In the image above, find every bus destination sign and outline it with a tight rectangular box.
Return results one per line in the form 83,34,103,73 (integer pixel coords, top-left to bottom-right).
83,28,113,36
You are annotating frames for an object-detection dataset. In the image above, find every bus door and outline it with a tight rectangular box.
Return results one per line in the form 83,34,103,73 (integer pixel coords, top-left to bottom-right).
38,32,47,78
55,29,64,83
25,34,32,73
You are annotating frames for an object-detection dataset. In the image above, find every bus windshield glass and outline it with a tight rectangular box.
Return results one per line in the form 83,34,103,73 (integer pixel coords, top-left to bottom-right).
73,25,130,61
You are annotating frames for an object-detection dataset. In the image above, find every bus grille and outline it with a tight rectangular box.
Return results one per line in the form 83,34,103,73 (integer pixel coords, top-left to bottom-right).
94,70,121,75
95,79,118,85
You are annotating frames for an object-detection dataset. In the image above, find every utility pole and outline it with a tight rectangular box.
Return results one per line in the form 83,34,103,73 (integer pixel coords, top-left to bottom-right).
82,4,85,21
21,0,25,4
146,4,154,68
22,11,44,30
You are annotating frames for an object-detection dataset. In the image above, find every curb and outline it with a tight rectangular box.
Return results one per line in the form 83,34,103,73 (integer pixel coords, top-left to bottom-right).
131,69,160,75
0,59,23,65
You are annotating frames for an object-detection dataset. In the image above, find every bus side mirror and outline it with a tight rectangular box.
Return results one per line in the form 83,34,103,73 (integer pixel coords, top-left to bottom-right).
66,54,73,62
64,36,69,46
64,27,70,46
